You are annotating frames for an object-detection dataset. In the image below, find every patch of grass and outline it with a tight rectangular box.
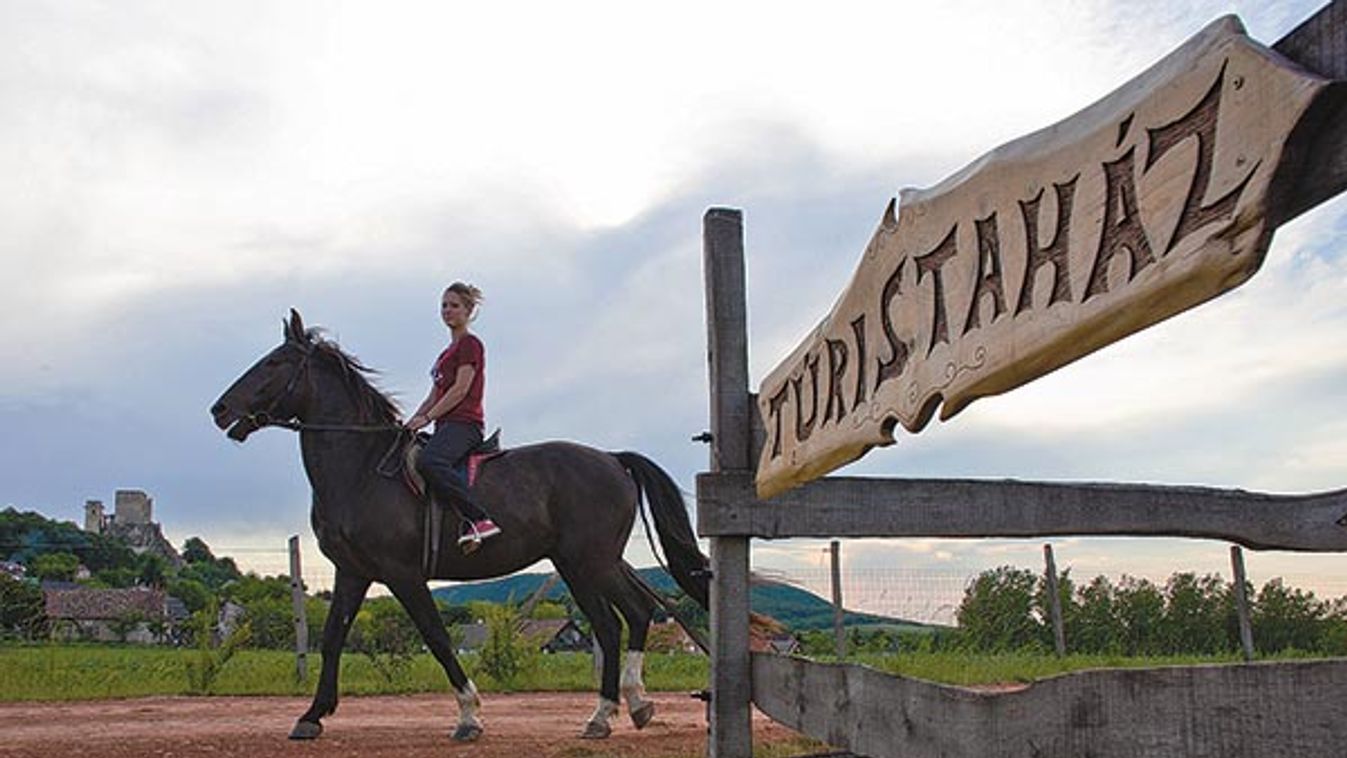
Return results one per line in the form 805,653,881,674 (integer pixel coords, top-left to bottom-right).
5,643,1298,703
0,645,710,701
852,650,1250,686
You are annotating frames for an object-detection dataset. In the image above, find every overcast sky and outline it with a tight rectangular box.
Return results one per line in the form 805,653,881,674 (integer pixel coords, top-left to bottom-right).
3,1,1343,617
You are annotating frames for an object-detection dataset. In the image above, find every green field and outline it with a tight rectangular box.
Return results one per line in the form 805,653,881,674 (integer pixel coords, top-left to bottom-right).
0,644,709,701
2,643,1319,702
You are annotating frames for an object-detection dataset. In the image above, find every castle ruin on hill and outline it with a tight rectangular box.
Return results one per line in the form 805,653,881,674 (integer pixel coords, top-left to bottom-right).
84,490,183,567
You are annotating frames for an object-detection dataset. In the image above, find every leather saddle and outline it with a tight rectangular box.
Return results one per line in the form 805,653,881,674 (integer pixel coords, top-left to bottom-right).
378,428,505,575
400,428,504,498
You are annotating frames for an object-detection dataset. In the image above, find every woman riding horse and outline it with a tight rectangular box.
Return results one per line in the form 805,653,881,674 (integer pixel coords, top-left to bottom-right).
210,310,709,742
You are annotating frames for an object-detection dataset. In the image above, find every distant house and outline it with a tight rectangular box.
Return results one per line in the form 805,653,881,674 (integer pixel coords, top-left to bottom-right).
647,619,701,654
452,618,591,654
765,635,800,655
43,586,172,644
519,618,590,653
0,561,25,580
454,621,488,654
748,613,799,655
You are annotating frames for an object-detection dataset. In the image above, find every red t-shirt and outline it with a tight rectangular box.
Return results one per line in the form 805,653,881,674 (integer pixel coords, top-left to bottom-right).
430,334,485,429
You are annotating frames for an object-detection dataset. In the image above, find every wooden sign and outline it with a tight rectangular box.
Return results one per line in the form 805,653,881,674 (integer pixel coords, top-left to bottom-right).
755,17,1333,498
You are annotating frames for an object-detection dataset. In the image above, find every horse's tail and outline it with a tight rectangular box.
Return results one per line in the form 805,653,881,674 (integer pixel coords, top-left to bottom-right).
612,451,709,610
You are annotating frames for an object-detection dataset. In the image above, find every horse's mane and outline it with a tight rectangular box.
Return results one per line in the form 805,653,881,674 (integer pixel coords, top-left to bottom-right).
305,329,402,424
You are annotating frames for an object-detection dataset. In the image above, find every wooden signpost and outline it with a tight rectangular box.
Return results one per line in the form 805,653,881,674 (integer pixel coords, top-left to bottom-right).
698,3,1347,757
756,16,1341,498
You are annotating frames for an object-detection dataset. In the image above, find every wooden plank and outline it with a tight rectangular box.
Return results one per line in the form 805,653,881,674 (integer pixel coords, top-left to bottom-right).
753,654,1347,758
702,207,754,758
1230,546,1256,662
1274,0,1347,79
830,540,845,661
708,536,751,758
697,472,1347,550
704,207,752,474
1270,0,1347,225
287,535,308,683
1043,544,1066,657
754,17,1335,498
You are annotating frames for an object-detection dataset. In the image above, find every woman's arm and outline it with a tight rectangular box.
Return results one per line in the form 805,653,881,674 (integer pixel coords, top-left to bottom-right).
407,365,476,429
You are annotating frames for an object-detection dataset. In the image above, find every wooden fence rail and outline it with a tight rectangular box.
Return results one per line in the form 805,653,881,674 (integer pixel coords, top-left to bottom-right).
753,655,1347,758
697,472,1347,550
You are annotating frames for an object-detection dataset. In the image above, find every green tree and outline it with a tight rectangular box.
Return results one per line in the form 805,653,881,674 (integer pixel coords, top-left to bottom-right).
438,602,474,627
1114,576,1165,655
1319,597,1347,656
1253,578,1325,653
181,537,216,564
136,553,168,589
529,600,570,620
30,552,80,582
179,555,242,592
223,572,291,604
167,578,213,614
1162,572,1232,655
0,508,135,573
955,566,1043,652
0,574,47,639
349,597,421,684
93,567,138,588
108,611,146,644
242,597,295,649
1071,575,1121,654
477,603,538,688
184,599,252,694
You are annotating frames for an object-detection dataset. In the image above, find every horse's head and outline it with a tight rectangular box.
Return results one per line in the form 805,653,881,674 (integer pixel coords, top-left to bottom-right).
211,309,316,441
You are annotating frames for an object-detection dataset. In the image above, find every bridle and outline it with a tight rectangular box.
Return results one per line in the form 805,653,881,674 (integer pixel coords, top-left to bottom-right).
243,341,402,434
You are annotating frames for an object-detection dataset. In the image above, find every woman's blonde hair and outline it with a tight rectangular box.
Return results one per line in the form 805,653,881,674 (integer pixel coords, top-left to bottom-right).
445,282,484,316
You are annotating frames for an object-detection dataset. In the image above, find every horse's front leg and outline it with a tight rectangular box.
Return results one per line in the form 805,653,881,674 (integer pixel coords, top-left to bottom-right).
291,570,371,739
386,578,483,742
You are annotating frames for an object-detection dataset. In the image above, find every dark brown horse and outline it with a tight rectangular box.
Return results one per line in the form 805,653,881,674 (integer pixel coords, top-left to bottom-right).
210,311,709,741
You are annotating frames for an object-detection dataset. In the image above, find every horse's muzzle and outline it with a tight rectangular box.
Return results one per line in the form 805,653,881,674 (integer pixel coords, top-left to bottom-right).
210,401,256,441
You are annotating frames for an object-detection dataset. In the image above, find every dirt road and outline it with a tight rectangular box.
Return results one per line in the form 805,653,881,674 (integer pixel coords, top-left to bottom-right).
0,691,813,758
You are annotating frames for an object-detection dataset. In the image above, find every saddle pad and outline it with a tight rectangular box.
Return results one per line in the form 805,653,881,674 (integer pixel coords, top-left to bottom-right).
403,444,503,499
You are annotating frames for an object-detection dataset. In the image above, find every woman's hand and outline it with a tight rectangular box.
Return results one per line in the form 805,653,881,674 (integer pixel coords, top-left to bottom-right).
405,413,431,431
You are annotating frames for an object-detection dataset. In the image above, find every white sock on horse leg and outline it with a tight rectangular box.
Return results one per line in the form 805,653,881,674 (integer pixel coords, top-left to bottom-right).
455,679,482,728
620,651,648,708
589,697,620,725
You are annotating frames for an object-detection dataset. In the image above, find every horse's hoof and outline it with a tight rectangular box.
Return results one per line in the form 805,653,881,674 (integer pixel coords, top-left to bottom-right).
630,701,656,729
451,723,483,742
289,720,323,740
582,720,612,739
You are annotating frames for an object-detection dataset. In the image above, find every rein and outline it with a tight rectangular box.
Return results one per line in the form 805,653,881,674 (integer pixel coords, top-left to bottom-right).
248,413,402,433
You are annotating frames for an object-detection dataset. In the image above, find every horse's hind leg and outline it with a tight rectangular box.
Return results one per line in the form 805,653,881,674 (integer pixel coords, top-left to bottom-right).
385,578,483,742
293,570,371,739
609,568,657,729
561,573,624,739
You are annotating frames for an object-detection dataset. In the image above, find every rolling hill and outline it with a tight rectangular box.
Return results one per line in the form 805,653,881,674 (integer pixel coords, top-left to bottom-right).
430,567,940,632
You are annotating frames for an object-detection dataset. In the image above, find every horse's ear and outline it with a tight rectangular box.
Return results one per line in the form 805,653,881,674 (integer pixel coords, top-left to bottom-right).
285,309,307,344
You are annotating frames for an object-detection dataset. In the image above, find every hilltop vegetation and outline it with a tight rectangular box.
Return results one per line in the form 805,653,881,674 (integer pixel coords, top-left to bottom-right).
431,567,936,632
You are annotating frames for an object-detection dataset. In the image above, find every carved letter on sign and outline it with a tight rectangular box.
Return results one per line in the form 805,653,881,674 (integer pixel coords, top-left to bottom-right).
754,17,1331,498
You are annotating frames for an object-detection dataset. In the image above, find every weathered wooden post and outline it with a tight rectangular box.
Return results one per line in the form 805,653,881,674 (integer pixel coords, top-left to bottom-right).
1230,545,1256,662
702,207,754,758
831,540,846,660
1043,544,1066,657
288,535,308,682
